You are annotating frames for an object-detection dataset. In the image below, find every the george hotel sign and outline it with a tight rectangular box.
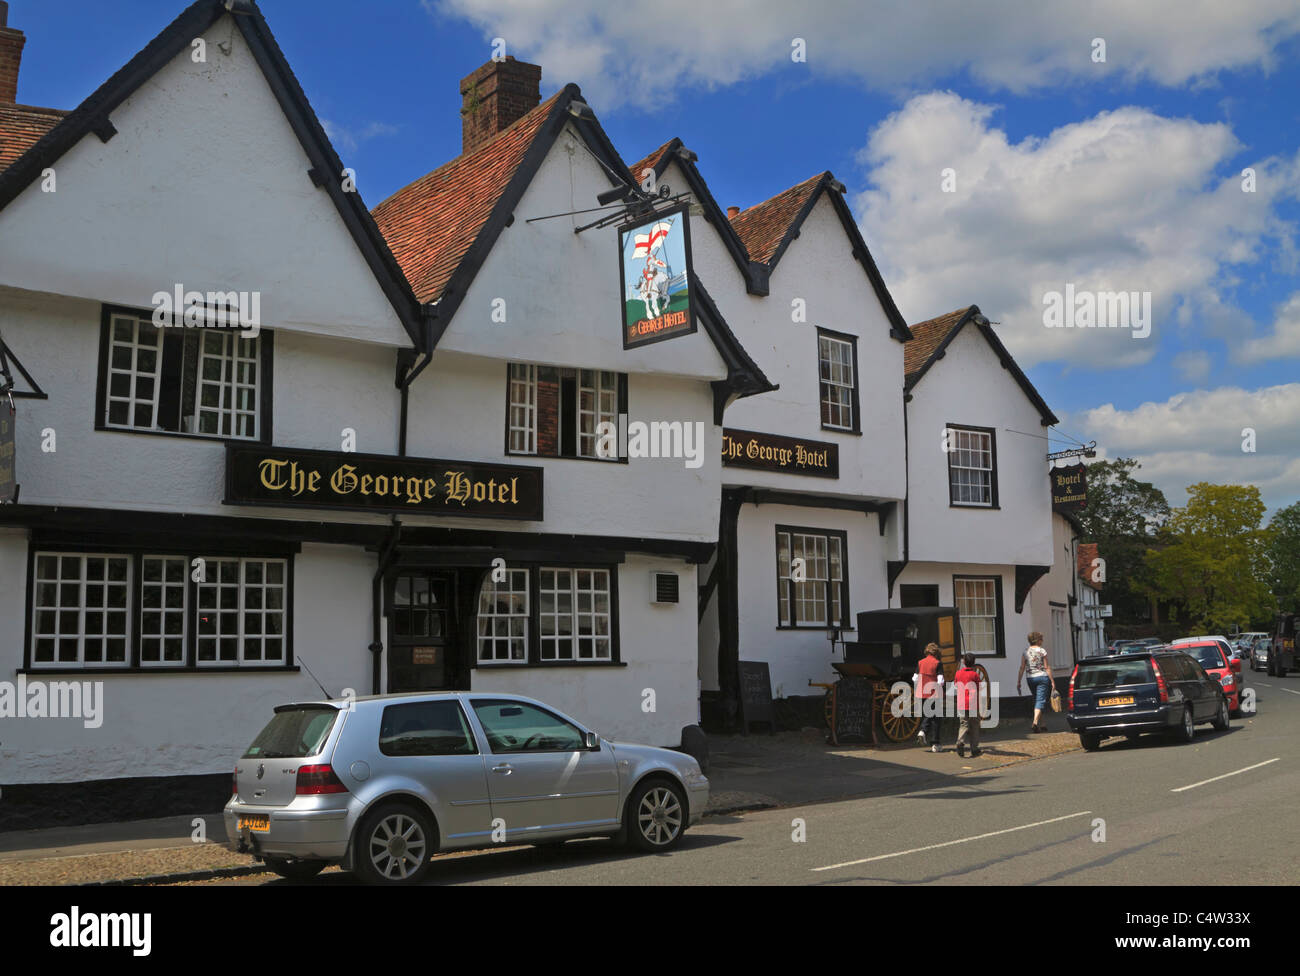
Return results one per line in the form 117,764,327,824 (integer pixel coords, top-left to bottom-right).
225,446,543,520
721,428,839,479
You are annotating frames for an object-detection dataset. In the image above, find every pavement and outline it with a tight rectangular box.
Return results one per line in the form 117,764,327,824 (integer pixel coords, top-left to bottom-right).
0,710,1081,885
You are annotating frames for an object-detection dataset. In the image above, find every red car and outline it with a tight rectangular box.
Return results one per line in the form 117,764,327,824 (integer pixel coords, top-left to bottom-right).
1176,640,1246,716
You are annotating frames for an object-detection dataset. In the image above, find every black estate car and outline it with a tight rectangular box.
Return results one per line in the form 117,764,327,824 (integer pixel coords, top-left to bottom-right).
1067,650,1230,751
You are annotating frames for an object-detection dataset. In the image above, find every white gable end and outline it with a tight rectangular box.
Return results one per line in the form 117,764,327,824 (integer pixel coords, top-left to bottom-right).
0,16,408,346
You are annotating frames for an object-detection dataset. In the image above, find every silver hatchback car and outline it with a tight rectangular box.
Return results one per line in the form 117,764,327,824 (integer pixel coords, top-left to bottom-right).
224,691,709,883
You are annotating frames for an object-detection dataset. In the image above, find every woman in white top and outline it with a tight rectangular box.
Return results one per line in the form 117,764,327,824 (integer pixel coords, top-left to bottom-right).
1016,632,1052,732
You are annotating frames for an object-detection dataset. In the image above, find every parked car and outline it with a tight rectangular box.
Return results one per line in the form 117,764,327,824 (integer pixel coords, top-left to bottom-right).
224,692,709,884
1175,639,1248,716
1234,631,1268,652
1066,650,1230,751
1252,637,1271,673
1270,613,1296,677
1105,639,1139,654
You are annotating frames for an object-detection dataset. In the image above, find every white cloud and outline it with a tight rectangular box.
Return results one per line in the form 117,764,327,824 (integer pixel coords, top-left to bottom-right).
1236,292,1300,363
852,92,1296,367
322,119,399,154
1068,383,1300,512
430,0,1300,108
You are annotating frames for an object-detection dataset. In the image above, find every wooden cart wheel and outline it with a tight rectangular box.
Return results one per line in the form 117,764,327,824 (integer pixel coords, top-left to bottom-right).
874,681,921,742
822,686,836,745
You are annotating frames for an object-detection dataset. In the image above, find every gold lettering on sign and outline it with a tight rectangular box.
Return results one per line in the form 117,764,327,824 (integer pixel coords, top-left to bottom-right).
258,458,322,497
445,470,471,506
331,464,358,495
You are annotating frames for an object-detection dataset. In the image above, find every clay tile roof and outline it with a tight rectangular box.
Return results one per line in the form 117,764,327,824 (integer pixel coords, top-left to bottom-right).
372,91,561,305
629,139,675,184
727,172,825,265
903,306,974,382
1077,543,1101,589
0,103,68,170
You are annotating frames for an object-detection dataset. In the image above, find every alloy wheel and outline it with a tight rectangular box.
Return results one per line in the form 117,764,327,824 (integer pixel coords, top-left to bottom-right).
368,812,428,881
637,786,683,847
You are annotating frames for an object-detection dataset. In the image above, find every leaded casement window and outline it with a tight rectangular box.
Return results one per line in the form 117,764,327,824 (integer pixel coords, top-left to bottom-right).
817,329,859,433
98,306,270,441
477,569,530,664
539,567,612,661
953,575,1003,656
506,364,626,460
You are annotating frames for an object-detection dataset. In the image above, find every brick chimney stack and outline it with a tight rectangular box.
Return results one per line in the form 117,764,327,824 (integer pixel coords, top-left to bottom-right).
727,206,740,219
0,2,26,105
460,57,541,155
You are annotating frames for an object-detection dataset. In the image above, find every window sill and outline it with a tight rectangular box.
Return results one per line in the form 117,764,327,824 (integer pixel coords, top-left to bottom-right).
819,425,862,437
775,625,855,632
19,665,301,675
94,423,269,446
948,502,1001,510
505,451,627,465
474,661,627,669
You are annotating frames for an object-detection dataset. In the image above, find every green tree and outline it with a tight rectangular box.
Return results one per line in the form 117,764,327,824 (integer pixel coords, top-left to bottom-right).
1076,458,1170,622
1143,483,1275,632
1264,501,1300,609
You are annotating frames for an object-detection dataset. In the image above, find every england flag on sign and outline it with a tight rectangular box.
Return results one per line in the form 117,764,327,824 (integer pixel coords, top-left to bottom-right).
632,222,672,257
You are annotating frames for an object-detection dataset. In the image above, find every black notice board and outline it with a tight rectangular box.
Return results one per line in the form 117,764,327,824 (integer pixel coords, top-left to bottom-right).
738,661,774,734
833,676,874,744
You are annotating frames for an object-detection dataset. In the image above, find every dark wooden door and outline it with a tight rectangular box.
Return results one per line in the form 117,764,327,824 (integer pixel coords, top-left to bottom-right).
388,572,455,692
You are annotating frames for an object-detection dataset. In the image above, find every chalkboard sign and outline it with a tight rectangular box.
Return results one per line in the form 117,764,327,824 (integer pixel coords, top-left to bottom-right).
833,676,875,744
738,661,774,734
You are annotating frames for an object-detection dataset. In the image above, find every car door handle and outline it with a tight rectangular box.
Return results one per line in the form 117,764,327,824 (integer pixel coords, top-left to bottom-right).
492,763,512,775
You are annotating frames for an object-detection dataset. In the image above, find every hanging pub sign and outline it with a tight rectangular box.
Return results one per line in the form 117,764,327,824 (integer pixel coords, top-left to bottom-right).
0,404,15,503
618,204,696,349
225,445,543,520
722,428,839,479
1051,462,1087,512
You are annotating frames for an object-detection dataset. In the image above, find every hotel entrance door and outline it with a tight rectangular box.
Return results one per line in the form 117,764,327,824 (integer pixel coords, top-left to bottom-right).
388,571,456,692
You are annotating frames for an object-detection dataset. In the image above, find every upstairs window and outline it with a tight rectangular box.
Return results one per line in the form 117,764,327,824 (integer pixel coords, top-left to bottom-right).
817,329,859,433
946,424,997,507
776,527,849,628
505,364,625,460
97,306,270,441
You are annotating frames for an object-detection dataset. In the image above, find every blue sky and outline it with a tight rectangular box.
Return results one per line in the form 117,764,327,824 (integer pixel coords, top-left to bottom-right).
12,1,1300,514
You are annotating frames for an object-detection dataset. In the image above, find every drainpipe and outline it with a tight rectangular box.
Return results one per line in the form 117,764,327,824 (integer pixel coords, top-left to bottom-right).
890,391,912,605
370,517,403,694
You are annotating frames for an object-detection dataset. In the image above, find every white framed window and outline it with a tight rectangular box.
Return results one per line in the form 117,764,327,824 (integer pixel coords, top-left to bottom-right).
947,425,996,506
99,307,265,441
31,553,131,667
196,557,287,666
818,332,856,431
477,569,529,663
954,576,1000,655
507,363,537,454
140,556,188,666
776,528,847,627
577,368,618,458
506,364,624,460
539,567,611,661
195,330,259,438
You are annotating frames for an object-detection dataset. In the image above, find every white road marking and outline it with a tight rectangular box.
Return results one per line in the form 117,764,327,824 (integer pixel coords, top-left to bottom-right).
1170,757,1281,793
1255,682,1273,688
811,810,1092,872
1277,687,1300,696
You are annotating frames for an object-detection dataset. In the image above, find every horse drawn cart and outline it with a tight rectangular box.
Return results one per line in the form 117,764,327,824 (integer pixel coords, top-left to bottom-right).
815,607,988,745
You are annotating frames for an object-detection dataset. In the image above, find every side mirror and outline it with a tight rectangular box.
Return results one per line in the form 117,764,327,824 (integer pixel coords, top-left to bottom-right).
583,731,600,750
1230,659,1241,673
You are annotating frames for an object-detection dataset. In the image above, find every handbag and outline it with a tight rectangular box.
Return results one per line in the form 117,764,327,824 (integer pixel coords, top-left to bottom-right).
1049,685,1063,712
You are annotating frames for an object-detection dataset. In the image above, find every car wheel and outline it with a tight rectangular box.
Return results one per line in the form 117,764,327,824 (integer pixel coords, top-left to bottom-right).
625,778,687,852
1173,706,1195,743
354,802,435,884
1212,697,1230,732
1079,732,1101,751
262,857,327,882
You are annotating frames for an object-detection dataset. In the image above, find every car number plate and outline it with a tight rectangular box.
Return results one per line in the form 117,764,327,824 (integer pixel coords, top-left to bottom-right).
238,815,271,833
1098,695,1135,707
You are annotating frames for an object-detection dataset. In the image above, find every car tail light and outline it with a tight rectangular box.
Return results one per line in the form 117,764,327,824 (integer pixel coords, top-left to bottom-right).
1151,659,1169,703
1068,665,1077,710
232,767,238,796
295,764,349,795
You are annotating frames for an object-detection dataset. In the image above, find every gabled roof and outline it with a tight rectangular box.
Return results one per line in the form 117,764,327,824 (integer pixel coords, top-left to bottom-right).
728,171,912,342
0,103,66,169
373,90,564,308
371,89,772,399
905,304,1059,427
0,0,424,348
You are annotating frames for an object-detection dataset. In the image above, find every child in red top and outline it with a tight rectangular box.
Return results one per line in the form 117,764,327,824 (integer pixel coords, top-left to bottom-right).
954,653,983,758
915,643,944,751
